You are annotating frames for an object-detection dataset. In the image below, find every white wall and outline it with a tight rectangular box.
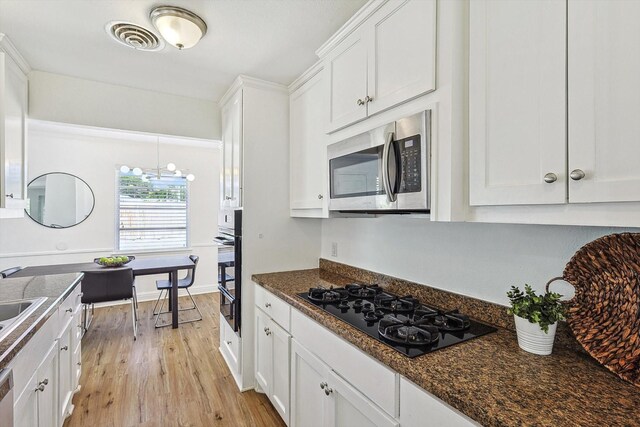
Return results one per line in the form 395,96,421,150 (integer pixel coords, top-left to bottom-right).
0,121,220,300
321,217,637,306
29,71,221,140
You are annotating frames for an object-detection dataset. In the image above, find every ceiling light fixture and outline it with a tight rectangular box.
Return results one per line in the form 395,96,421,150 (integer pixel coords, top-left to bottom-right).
119,137,195,182
150,6,207,50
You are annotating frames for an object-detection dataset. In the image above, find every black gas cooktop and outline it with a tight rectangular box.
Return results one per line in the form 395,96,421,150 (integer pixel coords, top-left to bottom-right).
298,284,497,358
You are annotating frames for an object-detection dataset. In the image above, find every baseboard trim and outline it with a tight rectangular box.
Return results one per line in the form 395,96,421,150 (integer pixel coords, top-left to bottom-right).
93,286,218,308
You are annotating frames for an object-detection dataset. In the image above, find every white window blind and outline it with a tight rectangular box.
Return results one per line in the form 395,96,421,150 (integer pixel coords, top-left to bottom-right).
117,172,189,251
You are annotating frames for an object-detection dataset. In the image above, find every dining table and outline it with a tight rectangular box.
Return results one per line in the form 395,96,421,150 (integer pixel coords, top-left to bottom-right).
9,255,196,329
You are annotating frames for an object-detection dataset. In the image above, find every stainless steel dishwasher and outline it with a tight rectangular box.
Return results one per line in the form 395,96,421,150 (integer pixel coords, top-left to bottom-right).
0,369,13,425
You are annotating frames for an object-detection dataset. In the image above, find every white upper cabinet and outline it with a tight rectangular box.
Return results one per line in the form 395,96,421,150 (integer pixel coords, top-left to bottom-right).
367,0,436,116
469,0,567,206
0,34,29,213
568,0,640,204
290,67,329,217
220,88,243,208
323,0,436,133
325,28,369,132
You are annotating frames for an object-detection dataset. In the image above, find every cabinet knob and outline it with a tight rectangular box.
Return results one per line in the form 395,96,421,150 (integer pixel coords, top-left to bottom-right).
41,379,49,386
543,173,557,183
356,99,365,106
324,387,333,396
77,362,82,366
320,382,327,390
61,345,69,351
570,169,585,181
65,308,73,313
225,196,232,200
78,292,84,298
35,384,45,392
264,327,271,336
226,340,232,345
364,95,373,104
264,302,271,308
318,194,323,200
5,193,13,198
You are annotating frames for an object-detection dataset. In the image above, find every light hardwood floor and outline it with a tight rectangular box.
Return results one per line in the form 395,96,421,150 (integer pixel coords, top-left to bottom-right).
64,293,286,427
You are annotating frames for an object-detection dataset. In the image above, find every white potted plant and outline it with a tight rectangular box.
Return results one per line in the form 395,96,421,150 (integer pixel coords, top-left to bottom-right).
507,284,565,356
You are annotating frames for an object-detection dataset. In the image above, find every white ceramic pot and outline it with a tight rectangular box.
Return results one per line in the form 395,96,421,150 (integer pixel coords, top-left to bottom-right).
513,315,558,355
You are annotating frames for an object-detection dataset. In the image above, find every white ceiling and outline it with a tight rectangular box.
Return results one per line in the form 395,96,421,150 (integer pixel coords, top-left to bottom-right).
0,0,366,102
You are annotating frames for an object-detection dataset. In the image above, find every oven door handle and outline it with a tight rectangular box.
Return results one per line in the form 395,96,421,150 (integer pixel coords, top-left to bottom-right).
382,132,397,203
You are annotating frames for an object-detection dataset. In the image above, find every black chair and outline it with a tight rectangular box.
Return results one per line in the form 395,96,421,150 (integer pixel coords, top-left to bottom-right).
81,268,138,340
0,266,22,278
153,255,201,327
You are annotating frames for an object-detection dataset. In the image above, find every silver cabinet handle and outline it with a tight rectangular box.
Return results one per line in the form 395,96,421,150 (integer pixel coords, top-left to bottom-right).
35,384,45,392
364,95,373,104
65,308,73,313
543,173,558,183
570,169,585,181
264,327,271,336
324,387,333,396
356,99,365,106
264,302,271,308
5,193,13,199
41,379,48,386
61,345,69,351
318,194,323,200
382,132,397,203
320,382,327,390
77,362,82,366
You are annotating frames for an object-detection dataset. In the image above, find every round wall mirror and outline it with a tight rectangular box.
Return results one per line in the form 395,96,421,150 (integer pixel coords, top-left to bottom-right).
25,172,95,228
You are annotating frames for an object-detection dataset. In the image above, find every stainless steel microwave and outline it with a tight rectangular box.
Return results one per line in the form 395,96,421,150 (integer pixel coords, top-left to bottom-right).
328,111,431,213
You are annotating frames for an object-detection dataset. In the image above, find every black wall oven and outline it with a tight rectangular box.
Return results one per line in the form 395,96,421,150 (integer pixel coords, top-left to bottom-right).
217,208,242,335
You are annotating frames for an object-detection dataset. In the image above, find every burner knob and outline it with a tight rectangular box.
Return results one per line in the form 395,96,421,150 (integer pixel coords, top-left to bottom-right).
319,382,327,390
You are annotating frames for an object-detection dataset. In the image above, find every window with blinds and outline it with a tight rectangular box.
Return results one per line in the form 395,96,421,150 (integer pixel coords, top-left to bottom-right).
117,172,189,251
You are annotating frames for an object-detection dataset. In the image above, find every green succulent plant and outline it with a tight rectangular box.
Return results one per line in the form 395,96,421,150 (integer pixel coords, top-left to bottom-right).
507,284,565,333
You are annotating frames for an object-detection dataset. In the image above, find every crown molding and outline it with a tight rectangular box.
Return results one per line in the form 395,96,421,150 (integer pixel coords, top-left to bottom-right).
0,33,31,75
288,61,324,94
315,0,387,59
219,74,288,107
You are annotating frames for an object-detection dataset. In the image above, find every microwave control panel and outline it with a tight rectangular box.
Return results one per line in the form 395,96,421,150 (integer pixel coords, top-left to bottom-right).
396,135,422,193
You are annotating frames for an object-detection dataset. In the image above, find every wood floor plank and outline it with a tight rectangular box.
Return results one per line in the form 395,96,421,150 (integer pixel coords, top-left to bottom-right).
64,294,286,427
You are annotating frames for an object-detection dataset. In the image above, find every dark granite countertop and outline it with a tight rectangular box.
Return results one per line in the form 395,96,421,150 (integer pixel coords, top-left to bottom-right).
0,273,83,371
252,261,640,427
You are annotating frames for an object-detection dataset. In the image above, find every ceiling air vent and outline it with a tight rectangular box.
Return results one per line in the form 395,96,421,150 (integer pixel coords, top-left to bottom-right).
106,21,164,51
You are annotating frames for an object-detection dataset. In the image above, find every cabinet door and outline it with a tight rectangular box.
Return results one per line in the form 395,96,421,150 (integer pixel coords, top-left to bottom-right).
0,51,27,205
325,370,398,427
325,28,369,133
37,342,59,427
14,371,39,427
255,308,273,395
290,340,330,427
290,70,328,216
367,0,436,115
57,320,74,422
270,321,291,424
221,89,243,208
469,0,567,206
399,377,478,427
568,0,640,203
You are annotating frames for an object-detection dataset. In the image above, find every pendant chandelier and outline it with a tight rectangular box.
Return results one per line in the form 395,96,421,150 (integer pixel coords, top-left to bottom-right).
119,136,195,182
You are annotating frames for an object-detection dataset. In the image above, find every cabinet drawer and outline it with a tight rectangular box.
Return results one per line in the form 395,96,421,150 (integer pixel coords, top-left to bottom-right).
291,308,397,416
59,283,81,325
254,285,290,332
220,313,240,373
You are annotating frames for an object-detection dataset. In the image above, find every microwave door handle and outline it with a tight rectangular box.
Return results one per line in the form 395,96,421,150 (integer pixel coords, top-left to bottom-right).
382,132,397,203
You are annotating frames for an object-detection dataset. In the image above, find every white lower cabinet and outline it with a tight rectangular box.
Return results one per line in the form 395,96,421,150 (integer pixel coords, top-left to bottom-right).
255,307,291,424
399,377,479,427
219,313,242,389
10,283,82,427
290,339,397,427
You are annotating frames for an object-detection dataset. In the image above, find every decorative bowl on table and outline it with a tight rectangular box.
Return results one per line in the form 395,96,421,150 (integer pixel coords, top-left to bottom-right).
94,256,134,268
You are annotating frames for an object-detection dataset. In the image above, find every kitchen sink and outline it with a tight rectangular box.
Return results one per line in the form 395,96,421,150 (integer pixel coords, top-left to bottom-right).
0,298,48,343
